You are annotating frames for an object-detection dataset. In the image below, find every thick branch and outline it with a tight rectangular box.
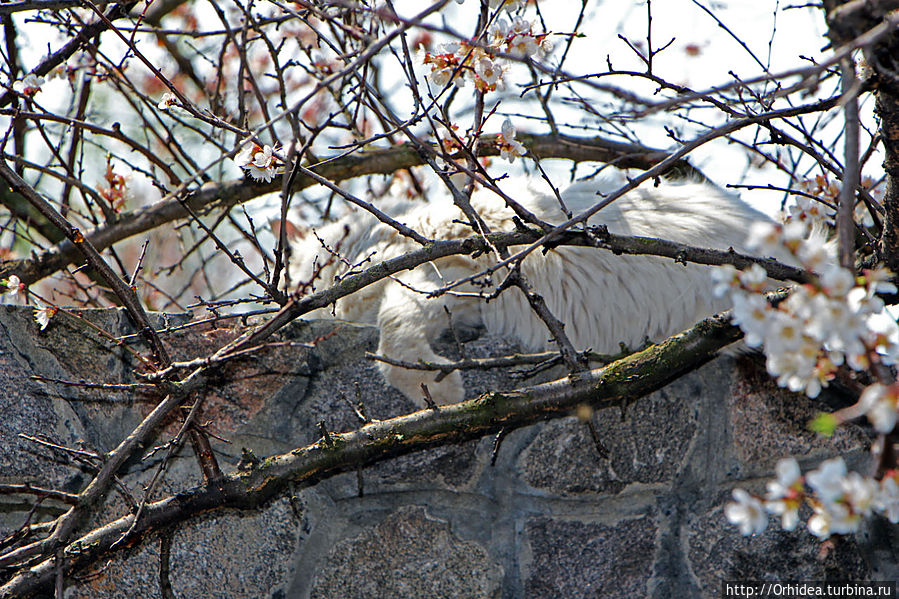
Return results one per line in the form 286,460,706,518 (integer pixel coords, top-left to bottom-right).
216,228,808,359
0,306,745,598
824,0,899,268
838,59,860,269
0,0,108,14
0,133,699,285
825,0,899,45
878,86,899,270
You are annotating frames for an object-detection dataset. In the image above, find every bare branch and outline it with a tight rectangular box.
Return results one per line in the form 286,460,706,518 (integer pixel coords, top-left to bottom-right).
0,160,170,367
0,303,747,598
0,132,704,285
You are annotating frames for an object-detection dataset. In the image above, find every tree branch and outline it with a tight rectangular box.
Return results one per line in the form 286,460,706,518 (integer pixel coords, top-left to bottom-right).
0,2,139,108
0,133,700,285
215,227,808,360
0,304,746,598
824,0,899,268
0,160,170,367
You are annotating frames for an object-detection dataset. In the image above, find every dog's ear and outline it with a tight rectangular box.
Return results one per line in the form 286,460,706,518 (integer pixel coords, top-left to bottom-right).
271,219,307,243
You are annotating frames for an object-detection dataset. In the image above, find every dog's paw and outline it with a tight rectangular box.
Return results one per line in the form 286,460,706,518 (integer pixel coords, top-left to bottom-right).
379,363,465,407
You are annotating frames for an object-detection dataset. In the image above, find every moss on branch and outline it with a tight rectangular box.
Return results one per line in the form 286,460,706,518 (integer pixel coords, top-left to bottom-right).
0,306,743,599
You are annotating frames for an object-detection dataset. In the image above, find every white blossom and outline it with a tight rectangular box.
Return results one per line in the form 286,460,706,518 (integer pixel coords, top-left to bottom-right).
250,146,277,182
876,476,899,523
725,488,768,536
34,304,57,331
510,17,531,35
508,34,540,57
540,36,554,54
498,118,526,162
739,263,767,289
766,498,800,532
801,293,849,344
806,457,847,505
808,503,843,539
711,264,739,298
4,275,23,296
781,220,810,246
772,458,801,489
730,293,770,347
501,118,515,140
157,92,178,110
234,141,278,182
428,67,453,88
828,502,861,535
765,458,802,531
819,264,855,297
746,221,782,256
843,471,878,516
491,18,510,39
12,73,44,96
786,196,833,228
234,142,255,168
858,383,899,433
763,311,805,355
865,267,897,295
475,57,502,86
770,342,822,398
797,235,831,272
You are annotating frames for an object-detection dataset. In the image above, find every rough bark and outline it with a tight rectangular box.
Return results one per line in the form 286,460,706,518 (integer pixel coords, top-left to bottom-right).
824,0,899,269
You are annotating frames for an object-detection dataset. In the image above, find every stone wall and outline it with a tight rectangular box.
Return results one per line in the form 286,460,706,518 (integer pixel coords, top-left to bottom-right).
0,306,895,598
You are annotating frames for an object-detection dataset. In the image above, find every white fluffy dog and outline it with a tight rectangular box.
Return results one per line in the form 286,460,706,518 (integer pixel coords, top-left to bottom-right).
285,174,789,406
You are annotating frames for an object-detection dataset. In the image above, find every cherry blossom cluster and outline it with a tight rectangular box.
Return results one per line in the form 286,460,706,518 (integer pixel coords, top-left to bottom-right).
439,118,525,169
492,15,553,58
234,140,280,182
718,205,899,539
421,15,552,93
423,41,502,92
791,175,880,229
712,218,899,399
726,457,899,539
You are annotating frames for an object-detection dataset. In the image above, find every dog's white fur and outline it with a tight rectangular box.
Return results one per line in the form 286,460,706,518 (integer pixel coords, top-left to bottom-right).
287,174,789,406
